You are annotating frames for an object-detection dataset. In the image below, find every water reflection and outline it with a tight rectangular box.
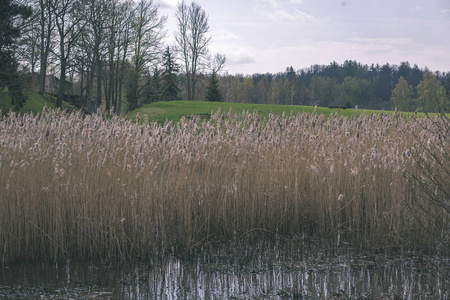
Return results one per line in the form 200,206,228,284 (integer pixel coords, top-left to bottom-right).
1,252,448,299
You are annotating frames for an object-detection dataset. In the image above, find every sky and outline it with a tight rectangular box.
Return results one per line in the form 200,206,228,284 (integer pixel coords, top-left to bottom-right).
154,0,450,75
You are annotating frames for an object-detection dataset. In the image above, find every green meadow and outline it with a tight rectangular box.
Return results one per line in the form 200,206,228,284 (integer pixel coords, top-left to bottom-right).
129,100,421,123
2,90,424,122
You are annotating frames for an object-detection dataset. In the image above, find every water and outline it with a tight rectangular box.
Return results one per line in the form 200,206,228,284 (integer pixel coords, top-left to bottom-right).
1,251,448,299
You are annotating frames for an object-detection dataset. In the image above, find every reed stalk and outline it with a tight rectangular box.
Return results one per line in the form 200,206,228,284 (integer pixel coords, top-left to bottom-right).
0,108,448,263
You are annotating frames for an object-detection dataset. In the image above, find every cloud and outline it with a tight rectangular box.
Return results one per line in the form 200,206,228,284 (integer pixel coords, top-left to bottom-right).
252,37,414,70
225,48,257,65
154,0,178,9
292,9,317,22
253,0,316,22
441,9,450,14
254,0,281,8
216,29,242,41
349,37,412,46
263,8,317,22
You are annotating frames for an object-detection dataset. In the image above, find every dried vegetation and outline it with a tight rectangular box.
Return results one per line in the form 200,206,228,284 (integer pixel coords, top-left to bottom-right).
0,107,448,263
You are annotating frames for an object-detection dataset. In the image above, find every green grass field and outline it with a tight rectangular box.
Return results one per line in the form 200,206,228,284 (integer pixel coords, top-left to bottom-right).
2,91,421,122
129,101,352,123
129,100,417,123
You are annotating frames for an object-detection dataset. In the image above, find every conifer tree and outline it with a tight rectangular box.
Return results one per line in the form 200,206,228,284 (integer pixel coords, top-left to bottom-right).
205,71,223,102
161,46,180,101
142,67,162,105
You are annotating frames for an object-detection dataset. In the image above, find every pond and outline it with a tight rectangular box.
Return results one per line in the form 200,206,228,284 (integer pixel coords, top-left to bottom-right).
1,248,448,299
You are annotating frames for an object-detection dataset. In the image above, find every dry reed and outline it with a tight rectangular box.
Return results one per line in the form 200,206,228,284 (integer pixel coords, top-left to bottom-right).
0,107,448,263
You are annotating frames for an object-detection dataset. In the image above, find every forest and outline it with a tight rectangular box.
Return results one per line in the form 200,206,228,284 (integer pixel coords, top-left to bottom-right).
1,0,449,114
217,62,450,112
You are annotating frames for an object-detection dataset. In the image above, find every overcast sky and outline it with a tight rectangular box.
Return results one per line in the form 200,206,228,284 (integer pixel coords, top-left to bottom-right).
155,0,450,75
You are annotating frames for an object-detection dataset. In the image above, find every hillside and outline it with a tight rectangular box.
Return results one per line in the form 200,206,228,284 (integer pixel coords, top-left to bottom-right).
1,91,418,122
0,90,74,116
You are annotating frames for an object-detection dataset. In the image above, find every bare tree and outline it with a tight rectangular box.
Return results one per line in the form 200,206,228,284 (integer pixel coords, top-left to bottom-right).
80,0,110,108
38,0,54,94
71,0,138,113
126,0,166,111
49,0,87,107
211,53,226,74
105,0,119,111
114,0,134,114
175,0,211,101
16,0,53,93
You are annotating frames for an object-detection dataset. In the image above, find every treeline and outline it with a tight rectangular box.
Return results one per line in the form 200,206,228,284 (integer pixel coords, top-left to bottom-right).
2,0,449,113
214,61,450,112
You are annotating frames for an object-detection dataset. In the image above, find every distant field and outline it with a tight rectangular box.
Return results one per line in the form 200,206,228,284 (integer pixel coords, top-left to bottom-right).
1,92,422,121
129,101,414,123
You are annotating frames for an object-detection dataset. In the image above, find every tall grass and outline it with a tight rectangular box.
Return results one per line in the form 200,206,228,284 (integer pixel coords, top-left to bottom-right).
0,107,448,263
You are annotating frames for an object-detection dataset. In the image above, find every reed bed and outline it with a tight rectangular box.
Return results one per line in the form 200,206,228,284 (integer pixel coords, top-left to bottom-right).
0,107,448,263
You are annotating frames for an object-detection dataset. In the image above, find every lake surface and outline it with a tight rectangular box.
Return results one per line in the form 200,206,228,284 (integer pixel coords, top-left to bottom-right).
1,249,448,299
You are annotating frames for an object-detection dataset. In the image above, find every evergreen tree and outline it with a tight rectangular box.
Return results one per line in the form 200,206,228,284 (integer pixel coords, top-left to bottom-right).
141,67,162,105
161,46,180,101
126,71,140,112
205,71,223,102
0,0,31,110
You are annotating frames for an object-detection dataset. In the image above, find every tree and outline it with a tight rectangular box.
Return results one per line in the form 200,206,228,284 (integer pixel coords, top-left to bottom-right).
175,0,210,100
70,0,134,113
269,78,285,105
310,76,338,107
37,0,54,94
49,0,87,108
127,0,166,112
391,76,414,111
15,1,40,75
204,52,225,102
416,72,448,113
82,0,110,108
141,67,161,105
255,76,270,104
161,46,180,101
241,77,255,103
0,0,31,110
339,76,371,108
113,0,135,114
105,0,121,112
205,71,222,102
373,63,393,103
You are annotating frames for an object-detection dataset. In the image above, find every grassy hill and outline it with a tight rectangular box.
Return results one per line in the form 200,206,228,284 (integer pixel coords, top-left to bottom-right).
129,100,400,123
0,90,74,116
2,91,418,122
